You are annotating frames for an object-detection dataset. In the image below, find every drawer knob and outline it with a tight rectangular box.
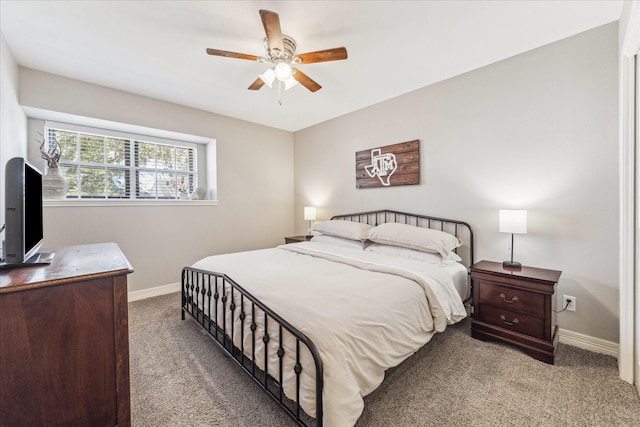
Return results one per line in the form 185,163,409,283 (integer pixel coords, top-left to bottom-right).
499,293,519,304
499,314,519,326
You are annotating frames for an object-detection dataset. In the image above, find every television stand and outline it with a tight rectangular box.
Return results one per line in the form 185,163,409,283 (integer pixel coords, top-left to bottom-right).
0,252,55,270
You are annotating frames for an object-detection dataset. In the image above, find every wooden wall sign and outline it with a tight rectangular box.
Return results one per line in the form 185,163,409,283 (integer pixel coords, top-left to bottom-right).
356,140,419,189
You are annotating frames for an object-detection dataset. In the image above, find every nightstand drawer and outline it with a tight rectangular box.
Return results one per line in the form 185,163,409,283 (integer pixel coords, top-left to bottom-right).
475,305,545,340
477,282,544,317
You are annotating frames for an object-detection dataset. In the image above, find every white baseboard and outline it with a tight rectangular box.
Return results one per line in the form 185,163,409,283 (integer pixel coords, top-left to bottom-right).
558,328,618,358
128,282,181,302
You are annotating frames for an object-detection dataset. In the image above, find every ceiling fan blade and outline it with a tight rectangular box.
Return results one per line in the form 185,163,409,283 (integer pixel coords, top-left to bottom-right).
248,77,265,91
206,48,261,62
259,9,284,53
292,68,322,92
294,47,348,64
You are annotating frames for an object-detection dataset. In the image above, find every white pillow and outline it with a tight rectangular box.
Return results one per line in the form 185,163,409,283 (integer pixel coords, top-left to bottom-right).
309,220,373,241
365,243,462,262
367,222,462,258
310,234,371,250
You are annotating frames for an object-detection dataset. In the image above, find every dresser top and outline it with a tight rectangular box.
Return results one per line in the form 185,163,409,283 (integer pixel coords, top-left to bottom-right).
0,242,134,293
471,260,562,283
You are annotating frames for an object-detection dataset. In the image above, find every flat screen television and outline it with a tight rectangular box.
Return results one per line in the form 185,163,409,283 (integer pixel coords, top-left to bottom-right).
2,157,53,268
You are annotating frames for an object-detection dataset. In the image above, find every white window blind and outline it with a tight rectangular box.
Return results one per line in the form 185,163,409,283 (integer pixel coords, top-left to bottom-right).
135,141,195,199
46,124,197,200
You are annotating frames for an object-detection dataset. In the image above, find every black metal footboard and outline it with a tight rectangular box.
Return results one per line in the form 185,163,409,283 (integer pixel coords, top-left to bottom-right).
181,267,324,427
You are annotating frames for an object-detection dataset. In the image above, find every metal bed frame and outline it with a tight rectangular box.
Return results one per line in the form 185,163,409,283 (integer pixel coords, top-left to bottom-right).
181,209,474,427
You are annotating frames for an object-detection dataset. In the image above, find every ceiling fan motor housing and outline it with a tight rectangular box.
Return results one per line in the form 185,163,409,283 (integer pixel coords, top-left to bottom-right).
264,35,297,63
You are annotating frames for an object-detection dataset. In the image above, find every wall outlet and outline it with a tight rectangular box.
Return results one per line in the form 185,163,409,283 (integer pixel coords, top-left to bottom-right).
563,295,576,312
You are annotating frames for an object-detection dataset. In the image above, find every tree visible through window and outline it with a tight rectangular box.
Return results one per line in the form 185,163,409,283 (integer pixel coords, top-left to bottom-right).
47,126,197,199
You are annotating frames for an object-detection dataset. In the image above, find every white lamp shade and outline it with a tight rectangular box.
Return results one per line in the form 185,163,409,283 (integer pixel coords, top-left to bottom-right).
283,75,298,90
259,68,276,88
304,206,317,221
274,62,293,81
499,210,527,234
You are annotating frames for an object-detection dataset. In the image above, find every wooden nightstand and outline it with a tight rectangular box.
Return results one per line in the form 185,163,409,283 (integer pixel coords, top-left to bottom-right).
470,260,562,364
284,235,313,244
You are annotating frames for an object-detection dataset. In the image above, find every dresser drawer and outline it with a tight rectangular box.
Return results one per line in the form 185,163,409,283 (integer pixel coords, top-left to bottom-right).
477,281,544,317
475,304,545,340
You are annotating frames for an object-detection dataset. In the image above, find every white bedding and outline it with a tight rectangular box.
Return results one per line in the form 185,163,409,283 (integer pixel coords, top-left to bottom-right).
435,256,469,300
191,241,467,427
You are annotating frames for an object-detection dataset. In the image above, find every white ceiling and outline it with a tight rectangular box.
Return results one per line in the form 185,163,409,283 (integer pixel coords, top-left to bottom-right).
0,1,622,132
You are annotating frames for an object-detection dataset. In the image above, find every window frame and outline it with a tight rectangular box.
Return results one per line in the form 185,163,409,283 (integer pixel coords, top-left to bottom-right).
44,121,205,202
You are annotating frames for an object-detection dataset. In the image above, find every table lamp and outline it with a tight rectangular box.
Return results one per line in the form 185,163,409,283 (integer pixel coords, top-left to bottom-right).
499,209,527,269
304,207,316,237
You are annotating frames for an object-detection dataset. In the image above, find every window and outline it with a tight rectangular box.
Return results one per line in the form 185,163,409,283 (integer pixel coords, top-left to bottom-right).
46,125,198,200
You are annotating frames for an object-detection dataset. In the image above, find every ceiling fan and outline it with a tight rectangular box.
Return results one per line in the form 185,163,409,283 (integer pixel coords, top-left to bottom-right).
206,9,348,93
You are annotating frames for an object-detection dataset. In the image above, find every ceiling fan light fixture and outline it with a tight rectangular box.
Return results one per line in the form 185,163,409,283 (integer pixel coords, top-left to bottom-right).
259,68,276,88
283,76,298,90
274,61,293,81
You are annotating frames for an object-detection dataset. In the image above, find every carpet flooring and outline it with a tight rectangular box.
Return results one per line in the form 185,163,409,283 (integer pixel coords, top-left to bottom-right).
129,292,640,426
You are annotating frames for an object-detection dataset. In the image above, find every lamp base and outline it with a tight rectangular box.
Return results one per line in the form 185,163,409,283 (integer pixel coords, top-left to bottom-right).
502,260,522,269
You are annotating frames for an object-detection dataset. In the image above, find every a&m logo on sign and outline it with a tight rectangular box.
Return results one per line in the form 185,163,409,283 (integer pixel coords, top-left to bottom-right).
355,140,419,189
364,149,397,186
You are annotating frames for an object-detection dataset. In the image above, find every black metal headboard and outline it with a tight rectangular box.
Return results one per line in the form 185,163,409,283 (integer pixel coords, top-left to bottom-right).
331,209,474,268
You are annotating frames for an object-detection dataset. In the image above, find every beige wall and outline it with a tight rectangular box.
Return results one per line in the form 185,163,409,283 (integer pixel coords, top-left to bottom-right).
0,33,28,229
19,68,294,292
293,23,619,343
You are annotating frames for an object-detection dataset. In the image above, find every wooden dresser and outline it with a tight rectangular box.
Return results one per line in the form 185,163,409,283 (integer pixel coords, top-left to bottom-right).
470,260,562,364
0,243,134,427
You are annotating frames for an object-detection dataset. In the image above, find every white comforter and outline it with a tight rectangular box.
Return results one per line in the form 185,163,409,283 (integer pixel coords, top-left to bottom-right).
191,242,467,427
